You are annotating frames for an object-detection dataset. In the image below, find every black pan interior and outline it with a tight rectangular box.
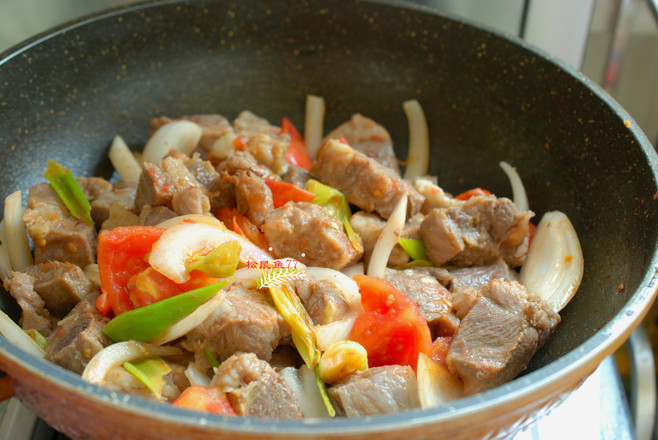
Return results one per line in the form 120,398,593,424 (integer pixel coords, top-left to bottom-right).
0,0,656,376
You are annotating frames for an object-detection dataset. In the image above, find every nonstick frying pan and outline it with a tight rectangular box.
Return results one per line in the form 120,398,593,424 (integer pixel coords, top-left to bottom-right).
0,1,657,439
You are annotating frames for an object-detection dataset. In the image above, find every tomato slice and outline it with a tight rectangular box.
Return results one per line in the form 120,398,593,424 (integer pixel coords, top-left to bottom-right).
127,267,182,309
172,385,236,416
97,226,165,316
264,178,316,208
454,187,491,200
349,275,432,370
281,117,312,169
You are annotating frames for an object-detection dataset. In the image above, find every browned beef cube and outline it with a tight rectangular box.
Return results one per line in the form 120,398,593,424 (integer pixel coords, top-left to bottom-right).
171,187,210,215
281,166,311,189
328,365,420,417
306,280,350,326
3,271,52,336
27,261,95,318
90,181,137,227
182,282,289,363
420,195,533,268
215,151,274,179
385,268,459,335
449,258,518,318
311,140,424,219
77,176,112,200
151,114,233,152
134,162,175,211
325,113,400,174
446,279,560,395
261,202,363,270
182,154,223,193
23,183,97,268
45,294,112,374
233,111,290,175
212,353,303,419
223,169,273,227
139,205,177,226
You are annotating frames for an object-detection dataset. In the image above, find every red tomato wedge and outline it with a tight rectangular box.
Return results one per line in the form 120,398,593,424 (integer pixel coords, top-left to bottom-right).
264,178,316,208
454,187,491,200
281,117,312,169
172,385,236,416
349,275,432,371
96,226,165,316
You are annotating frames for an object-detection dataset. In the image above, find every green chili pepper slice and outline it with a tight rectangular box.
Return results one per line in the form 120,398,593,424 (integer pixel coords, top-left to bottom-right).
103,281,226,343
44,160,93,224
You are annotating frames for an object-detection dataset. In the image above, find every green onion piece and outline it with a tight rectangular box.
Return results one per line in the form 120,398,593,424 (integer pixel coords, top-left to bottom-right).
186,241,241,278
124,357,171,400
315,365,336,417
44,160,93,224
268,283,321,369
398,237,427,261
205,347,220,368
306,179,363,252
103,281,226,343
25,329,48,350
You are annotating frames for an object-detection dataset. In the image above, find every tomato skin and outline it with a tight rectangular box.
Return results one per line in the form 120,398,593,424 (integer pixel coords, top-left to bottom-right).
454,187,491,201
281,117,312,169
128,267,182,309
264,178,316,208
97,226,165,316
349,275,432,371
172,385,236,416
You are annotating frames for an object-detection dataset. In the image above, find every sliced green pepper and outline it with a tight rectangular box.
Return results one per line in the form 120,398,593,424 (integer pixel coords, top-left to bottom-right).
103,281,226,342
44,159,93,224
306,179,363,253
398,237,427,261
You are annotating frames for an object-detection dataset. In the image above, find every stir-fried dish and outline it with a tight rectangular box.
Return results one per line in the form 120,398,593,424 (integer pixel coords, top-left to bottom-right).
0,96,583,419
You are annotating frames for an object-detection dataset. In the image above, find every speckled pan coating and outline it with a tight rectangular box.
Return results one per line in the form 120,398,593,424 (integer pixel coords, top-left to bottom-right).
0,1,656,439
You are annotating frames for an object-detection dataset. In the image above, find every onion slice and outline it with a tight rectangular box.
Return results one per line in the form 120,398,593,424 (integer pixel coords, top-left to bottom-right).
304,95,325,159
82,341,181,385
185,362,211,387
0,310,46,358
367,194,408,278
519,211,584,312
416,353,463,409
3,191,33,271
0,220,13,280
155,214,272,264
109,135,141,182
305,267,363,351
403,100,430,180
499,161,529,212
142,120,202,164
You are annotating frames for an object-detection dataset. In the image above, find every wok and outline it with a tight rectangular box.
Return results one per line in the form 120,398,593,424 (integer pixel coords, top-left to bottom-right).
0,0,656,439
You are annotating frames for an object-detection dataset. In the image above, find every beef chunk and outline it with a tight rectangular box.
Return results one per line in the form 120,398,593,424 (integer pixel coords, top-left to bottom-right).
182,282,289,363
90,181,137,228
182,153,223,193
77,177,112,201
281,166,311,189
151,114,233,153
420,195,533,268
134,156,211,215
328,365,420,417
215,151,274,179
325,113,400,174
223,170,273,227
261,202,363,270
23,183,97,267
212,353,303,419
385,268,459,335
139,205,177,226
27,261,95,318
446,279,560,395
289,273,350,325
311,140,424,219
449,258,518,318
45,294,112,374
233,111,290,174
3,271,52,336
350,211,409,267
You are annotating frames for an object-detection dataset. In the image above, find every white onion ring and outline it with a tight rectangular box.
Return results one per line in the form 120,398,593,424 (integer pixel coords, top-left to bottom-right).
142,120,202,164
109,135,141,182
403,100,430,180
367,194,408,278
499,161,529,212
304,95,326,159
